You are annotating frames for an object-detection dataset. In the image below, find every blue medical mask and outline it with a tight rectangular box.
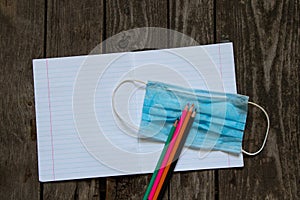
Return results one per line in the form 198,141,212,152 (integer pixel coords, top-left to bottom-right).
112,80,270,155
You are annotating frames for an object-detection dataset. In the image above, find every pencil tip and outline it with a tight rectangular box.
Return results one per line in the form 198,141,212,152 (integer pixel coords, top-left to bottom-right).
174,119,179,126
184,104,189,110
192,109,196,117
188,103,194,111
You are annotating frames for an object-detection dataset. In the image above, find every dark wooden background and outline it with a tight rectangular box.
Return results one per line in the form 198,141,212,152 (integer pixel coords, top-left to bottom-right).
1,0,299,199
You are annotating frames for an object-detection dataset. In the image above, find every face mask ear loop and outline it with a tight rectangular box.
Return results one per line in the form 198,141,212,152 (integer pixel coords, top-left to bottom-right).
112,79,146,132
242,101,270,156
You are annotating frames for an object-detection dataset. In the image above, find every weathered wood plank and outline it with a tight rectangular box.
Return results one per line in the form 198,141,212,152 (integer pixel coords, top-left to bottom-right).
105,0,168,199
216,1,299,199
46,0,103,57
106,176,153,200
168,0,216,199
0,0,44,199
169,0,215,46
43,0,104,199
105,0,169,53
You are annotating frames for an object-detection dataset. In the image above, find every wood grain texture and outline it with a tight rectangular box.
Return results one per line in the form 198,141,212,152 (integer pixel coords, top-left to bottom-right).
169,0,215,46
105,0,168,53
105,0,168,199
216,1,299,199
106,176,151,200
43,0,104,199
46,0,103,57
168,0,215,199
0,0,44,199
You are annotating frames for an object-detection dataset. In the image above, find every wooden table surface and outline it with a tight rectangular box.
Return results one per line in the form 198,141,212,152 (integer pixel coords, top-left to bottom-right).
1,0,299,199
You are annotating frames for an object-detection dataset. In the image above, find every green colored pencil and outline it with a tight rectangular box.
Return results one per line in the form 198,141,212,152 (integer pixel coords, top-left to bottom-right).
143,119,178,200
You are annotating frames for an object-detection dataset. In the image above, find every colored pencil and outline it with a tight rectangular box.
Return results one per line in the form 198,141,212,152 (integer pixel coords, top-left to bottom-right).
153,105,195,200
156,109,196,200
148,104,189,199
143,119,178,200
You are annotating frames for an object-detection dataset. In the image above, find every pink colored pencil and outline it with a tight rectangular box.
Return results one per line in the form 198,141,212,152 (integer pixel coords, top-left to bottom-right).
148,104,189,199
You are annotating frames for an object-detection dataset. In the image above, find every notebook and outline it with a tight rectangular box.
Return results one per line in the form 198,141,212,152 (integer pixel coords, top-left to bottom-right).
33,43,243,182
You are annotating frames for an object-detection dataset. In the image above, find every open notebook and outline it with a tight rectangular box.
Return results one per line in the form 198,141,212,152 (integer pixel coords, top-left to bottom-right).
33,43,243,182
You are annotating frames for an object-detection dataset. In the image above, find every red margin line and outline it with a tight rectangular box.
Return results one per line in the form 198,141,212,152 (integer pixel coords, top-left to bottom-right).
46,59,55,180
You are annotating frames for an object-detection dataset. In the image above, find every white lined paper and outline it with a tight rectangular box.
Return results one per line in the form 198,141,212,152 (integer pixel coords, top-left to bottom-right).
33,43,243,182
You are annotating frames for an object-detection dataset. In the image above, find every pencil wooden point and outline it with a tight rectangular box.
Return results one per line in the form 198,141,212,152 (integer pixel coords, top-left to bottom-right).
189,104,194,112
184,104,189,110
174,119,178,126
192,110,196,117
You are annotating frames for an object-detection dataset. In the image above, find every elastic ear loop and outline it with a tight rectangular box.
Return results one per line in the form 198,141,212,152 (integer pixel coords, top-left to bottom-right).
242,101,270,156
111,79,147,132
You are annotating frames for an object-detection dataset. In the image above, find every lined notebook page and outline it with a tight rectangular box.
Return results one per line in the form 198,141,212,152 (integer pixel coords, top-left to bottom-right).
33,43,243,182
